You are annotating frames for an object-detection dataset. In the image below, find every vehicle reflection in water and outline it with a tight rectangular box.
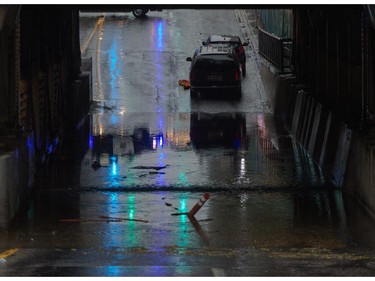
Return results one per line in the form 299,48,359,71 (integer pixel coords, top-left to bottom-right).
82,111,193,189
189,112,247,150
57,112,370,254
83,112,331,190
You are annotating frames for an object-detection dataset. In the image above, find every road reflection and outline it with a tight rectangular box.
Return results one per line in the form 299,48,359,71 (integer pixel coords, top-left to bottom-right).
5,112,375,267
59,110,356,252
190,112,247,150
82,112,331,190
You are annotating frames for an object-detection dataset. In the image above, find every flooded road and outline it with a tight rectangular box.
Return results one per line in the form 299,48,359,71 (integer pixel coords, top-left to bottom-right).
1,9,375,277
78,112,327,191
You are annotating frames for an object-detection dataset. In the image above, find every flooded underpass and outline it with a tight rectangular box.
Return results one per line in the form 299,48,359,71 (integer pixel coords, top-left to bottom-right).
2,9,375,276
78,112,328,191
2,110,375,276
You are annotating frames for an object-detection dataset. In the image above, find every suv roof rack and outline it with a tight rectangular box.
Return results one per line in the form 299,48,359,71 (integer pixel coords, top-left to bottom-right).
199,44,233,55
209,35,240,43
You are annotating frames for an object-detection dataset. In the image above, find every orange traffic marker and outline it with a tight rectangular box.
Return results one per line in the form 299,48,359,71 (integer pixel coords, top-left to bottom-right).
188,193,210,218
178,79,191,89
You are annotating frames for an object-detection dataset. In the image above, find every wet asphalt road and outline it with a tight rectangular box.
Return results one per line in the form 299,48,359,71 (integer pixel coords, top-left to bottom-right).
2,9,375,277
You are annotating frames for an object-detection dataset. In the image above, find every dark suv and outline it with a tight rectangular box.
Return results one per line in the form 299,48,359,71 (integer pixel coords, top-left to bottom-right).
186,44,242,99
131,8,163,18
202,35,249,76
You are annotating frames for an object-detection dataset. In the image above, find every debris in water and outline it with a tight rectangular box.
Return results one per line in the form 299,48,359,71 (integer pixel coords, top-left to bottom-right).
149,171,165,175
188,216,210,246
178,79,190,89
132,165,168,170
188,193,210,219
60,218,121,223
99,216,149,223
171,212,189,216
92,160,101,171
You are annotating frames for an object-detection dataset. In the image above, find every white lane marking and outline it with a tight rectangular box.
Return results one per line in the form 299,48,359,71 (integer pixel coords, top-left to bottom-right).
211,267,226,276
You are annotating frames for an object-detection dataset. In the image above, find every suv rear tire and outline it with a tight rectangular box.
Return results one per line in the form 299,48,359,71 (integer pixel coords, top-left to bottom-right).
190,89,198,99
132,9,149,18
235,87,242,99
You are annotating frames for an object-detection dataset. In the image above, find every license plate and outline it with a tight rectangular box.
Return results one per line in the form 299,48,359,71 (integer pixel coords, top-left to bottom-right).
206,74,223,81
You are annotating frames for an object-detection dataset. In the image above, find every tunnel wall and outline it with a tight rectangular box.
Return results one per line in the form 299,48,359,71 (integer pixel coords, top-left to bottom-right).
0,5,91,226
344,133,375,219
0,134,34,226
290,6,375,128
271,74,352,188
258,6,375,219
262,63,375,219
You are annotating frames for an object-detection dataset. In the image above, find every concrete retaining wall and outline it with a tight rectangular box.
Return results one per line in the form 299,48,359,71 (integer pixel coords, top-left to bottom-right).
268,72,352,188
264,66,375,219
0,134,35,227
344,133,375,219
0,67,92,227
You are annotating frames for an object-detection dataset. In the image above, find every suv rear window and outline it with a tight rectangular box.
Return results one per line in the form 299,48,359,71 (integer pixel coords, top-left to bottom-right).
211,42,240,48
194,55,237,70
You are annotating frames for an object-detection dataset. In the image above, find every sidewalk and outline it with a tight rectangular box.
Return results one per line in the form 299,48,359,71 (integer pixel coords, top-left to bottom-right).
236,9,260,62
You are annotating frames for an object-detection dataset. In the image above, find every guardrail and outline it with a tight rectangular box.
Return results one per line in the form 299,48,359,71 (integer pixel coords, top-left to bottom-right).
258,27,292,72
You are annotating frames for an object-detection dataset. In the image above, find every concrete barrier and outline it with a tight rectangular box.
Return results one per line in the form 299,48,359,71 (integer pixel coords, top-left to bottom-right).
248,8,374,219
344,132,375,220
0,60,91,227
0,134,35,227
269,74,352,189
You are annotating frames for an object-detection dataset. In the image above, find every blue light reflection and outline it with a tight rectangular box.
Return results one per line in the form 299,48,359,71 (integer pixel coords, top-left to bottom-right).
159,135,164,147
151,20,167,187
155,21,164,51
105,266,121,276
109,39,122,96
110,114,119,124
89,134,94,149
107,155,120,188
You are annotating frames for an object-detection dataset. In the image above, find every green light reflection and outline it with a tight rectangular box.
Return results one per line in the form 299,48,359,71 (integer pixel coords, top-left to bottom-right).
127,195,137,246
178,196,188,247
178,172,189,187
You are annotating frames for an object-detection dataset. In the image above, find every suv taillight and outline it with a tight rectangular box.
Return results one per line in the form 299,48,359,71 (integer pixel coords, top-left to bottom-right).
190,71,195,81
239,46,245,56
235,70,240,80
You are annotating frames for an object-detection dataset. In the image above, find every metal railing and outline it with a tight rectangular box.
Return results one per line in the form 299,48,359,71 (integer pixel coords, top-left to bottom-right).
258,27,292,72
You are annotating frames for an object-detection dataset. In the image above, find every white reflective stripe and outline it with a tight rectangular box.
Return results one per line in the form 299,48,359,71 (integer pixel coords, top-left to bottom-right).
197,200,203,206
